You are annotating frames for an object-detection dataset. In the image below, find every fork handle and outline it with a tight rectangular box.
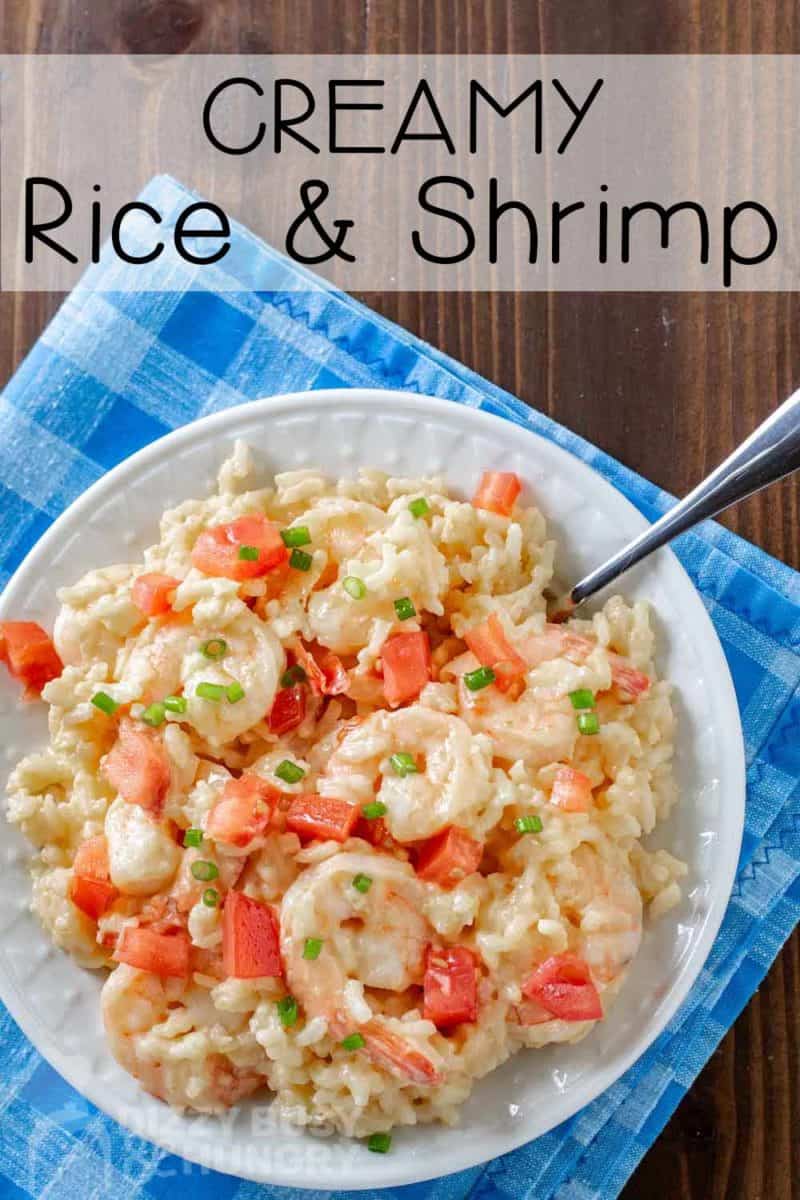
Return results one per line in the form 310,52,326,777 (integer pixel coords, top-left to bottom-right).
571,388,800,606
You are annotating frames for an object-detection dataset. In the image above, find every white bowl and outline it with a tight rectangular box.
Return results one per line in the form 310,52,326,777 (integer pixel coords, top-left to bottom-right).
0,390,744,1190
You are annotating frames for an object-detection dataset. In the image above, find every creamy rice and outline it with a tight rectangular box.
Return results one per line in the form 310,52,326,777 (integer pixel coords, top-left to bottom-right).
4,443,686,1141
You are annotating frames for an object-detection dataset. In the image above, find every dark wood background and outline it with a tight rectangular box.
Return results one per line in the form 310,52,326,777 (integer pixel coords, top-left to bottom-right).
1,2,798,1197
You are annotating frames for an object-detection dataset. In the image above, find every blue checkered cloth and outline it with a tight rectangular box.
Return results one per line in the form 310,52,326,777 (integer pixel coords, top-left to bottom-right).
1,175,798,1200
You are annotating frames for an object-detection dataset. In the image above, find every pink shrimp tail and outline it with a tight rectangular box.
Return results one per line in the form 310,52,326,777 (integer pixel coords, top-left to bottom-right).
361,1020,442,1086
517,626,579,668
607,653,651,698
521,625,651,698
513,997,555,1027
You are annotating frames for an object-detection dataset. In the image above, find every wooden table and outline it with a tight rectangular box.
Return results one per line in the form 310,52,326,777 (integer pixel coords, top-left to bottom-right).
2,2,798,1196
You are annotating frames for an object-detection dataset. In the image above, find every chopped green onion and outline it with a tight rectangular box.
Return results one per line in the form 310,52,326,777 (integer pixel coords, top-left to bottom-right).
515,814,543,835
352,873,373,894
367,1132,392,1154
394,597,416,621
302,937,323,961
183,828,203,848
408,497,430,519
341,1033,366,1051
238,544,259,561
191,860,219,882
226,681,245,704
464,666,496,691
202,887,219,907
281,526,311,548
343,575,367,600
362,801,387,820
196,682,225,701
276,995,299,1028
289,548,313,572
164,694,188,714
276,759,305,785
281,665,307,687
569,688,595,710
141,702,166,728
577,711,600,735
91,691,118,716
389,752,418,778
200,637,227,660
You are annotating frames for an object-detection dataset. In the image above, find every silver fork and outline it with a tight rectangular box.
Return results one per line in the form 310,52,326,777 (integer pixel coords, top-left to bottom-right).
560,388,800,614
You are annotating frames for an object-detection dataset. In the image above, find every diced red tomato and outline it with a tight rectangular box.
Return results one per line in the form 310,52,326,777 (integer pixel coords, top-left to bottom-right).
286,794,359,843
103,717,170,816
0,621,63,698
354,813,389,847
222,891,283,979
206,775,279,848
550,766,593,813
113,926,191,978
73,835,112,881
70,875,118,923
69,835,118,921
381,631,431,707
472,471,522,516
415,826,483,888
423,945,478,1028
131,573,181,617
292,640,348,697
521,953,602,1022
268,685,306,735
191,514,288,581
464,613,527,691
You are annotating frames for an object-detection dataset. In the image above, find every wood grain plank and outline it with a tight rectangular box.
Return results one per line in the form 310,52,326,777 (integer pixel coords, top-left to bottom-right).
0,4,797,1199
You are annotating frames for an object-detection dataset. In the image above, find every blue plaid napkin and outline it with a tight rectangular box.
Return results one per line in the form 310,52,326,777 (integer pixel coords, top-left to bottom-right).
1,175,798,1200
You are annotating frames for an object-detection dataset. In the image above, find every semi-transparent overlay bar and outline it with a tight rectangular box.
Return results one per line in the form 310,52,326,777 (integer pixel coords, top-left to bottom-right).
0,55,797,290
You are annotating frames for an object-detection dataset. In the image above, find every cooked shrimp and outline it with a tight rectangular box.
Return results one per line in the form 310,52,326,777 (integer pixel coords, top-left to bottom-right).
306,506,448,654
104,797,181,896
305,587,381,657
549,843,643,985
31,866,109,969
302,497,387,563
116,607,284,747
279,851,442,1085
101,963,267,1109
447,653,577,768
519,625,650,699
317,706,498,841
54,565,142,668
137,844,244,940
